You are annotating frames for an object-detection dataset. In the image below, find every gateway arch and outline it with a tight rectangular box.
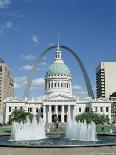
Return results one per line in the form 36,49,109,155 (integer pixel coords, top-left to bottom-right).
23,45,95,99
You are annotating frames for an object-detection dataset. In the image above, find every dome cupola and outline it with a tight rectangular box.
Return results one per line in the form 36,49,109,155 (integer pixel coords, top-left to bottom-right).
45,46,72,96
46,45,71,77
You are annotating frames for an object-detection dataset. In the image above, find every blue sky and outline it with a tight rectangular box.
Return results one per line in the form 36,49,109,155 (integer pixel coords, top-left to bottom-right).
0,0,116,99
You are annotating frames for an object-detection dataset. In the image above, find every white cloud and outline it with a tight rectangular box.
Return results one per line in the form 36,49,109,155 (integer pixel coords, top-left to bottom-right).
0,21,13,34
19,65,33,71
48,43,55,46
72,85,82,90
14,83,22,89
14,76,26,84
14,76,26,89
31,78,44,88
32,35,40,45
0,0,10,9
22,54,37,60
14,76,44,90
5,21,12,29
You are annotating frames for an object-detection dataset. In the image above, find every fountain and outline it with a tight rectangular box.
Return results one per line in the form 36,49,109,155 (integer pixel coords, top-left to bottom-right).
0,118,116,147
65,119,97,141
11,117,46,141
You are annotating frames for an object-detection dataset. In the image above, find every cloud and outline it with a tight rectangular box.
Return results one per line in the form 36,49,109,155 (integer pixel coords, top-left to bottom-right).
22,54,37,60
0,0,10,9
32,35,40,45
0,21,13,34
14,76,26,89
31,78,44,90
19,65,33,71
5,21,12,29
48,43,55,46
72,85,82,90
14,76,44,90
14,76,26,83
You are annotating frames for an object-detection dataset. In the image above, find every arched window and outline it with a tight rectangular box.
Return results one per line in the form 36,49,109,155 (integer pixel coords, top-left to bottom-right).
51,82,53,88
67,83,68,88
54,82,56,87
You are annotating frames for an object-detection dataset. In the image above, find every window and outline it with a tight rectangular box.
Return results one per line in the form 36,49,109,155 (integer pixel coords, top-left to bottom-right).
100,107,103,112
20,107,23,110
106,107,109,112
41,107,43,113
54,83,56,87
95,107,97,112
79,108,81,112
64,106,68,112
49,82,50,88
58,106,61,112
61,83,63,87
9,107,11,112
85,107,89,112
52,106,55,112
58,82,59,87
28,107,32,112
36,108,39,113
67,83,68,88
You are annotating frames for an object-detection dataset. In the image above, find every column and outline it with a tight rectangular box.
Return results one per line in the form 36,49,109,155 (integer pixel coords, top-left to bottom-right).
43,105,46,124
61,105,64,123
108,106,111,123
68,105,71,121
55,105,58,116
73,106,76,119
48,105,52,123
97,106,100,114
103,106,106,115
33,107,36,115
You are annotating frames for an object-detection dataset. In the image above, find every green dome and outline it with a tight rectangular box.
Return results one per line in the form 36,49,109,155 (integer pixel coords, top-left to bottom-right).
46,63,71,76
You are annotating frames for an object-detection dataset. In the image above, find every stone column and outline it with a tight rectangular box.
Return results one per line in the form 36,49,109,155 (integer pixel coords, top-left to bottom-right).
108,106,111,122
61,105,64,123
43,105,46,124
103,106,106,114
73,105,76,119
97,106,100,114
48,105,52,123
68,105,71,121
33,107,36,115
55,105,58,116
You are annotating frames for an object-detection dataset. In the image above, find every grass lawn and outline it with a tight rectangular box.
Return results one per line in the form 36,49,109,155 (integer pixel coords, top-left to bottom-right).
0,126,12,132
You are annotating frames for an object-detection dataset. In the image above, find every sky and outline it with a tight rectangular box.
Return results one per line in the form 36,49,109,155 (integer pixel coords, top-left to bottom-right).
0,0,116,99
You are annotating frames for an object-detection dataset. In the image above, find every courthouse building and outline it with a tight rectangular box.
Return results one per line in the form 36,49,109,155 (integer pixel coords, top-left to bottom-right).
3,46,112,124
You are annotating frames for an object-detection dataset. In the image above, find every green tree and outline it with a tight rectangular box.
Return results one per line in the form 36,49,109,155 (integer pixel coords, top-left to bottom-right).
8,108,33,124
75,112,110,125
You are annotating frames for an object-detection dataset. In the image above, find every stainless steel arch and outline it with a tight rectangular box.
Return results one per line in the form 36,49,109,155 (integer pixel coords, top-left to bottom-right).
23,45,94,99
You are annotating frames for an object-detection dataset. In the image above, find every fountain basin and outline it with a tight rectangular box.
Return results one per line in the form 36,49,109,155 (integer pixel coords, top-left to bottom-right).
0,134,116,147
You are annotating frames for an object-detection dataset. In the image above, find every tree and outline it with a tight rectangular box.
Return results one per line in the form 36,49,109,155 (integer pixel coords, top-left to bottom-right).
75,112,110,125
8,109,33,124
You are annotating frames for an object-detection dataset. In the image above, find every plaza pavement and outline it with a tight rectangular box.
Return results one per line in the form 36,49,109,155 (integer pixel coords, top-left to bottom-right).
0,146,116,155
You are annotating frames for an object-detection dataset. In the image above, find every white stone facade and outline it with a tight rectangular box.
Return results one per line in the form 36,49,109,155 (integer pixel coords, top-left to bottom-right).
3,96,112,124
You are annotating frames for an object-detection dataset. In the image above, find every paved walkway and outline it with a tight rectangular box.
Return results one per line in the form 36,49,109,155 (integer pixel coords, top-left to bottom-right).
0,146,116,155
